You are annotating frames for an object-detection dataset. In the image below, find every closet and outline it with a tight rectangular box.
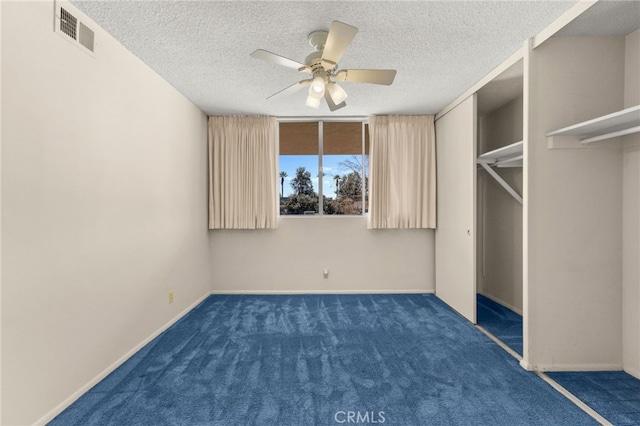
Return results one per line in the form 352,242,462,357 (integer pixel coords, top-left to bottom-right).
436,0,640,378
524,1,639,374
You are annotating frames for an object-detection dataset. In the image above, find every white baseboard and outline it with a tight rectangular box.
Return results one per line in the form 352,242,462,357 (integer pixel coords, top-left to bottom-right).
34,292,211,426
210,289,435,295
520,359,535,371
478,291,523,315
519,361,623,373
538,363,623,372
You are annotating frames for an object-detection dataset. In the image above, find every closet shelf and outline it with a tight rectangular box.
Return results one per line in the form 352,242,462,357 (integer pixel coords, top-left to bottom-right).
477,141,523,167
476,140,523,205
545,105,640,144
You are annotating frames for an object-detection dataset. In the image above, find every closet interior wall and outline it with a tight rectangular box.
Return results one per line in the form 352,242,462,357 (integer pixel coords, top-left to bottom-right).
477,94,524,314
525,35,626,372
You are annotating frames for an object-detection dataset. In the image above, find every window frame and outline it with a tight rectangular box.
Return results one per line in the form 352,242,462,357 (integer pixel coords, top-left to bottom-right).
278,117,368,217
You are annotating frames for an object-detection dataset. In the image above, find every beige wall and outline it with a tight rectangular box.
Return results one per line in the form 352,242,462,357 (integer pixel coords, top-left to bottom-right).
210,217,435,294
524,36,624,371
1,2,211,424
477,96,523,313
623,29,640,378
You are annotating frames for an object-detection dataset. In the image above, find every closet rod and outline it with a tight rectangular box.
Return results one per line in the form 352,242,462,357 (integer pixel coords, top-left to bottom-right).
581,125,640,144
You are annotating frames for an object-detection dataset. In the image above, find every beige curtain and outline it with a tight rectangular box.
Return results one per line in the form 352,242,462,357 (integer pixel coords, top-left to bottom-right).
208,116,278,229
367,115,436,229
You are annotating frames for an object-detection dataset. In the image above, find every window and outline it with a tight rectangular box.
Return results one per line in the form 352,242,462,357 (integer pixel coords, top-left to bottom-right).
279,121,369,215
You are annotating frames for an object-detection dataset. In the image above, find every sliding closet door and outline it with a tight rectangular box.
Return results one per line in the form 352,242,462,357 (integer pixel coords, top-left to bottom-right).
435,94,477,323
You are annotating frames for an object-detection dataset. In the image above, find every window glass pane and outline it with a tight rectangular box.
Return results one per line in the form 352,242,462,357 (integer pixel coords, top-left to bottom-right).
364,124,369,214
323,122,365,215
279,155,319,215
278,121,367,216
364,153,369,214
324,154,364,215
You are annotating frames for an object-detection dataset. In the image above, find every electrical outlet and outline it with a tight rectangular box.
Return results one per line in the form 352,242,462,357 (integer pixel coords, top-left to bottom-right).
169,291,174,304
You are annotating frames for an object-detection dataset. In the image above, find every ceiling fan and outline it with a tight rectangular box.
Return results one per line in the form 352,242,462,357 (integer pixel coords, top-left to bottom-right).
250,20,397,111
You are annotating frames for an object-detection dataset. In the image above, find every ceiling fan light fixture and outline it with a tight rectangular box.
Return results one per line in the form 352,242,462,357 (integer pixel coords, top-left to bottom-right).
251,20,397,111
306,94,321,109
309,76,326,98
327,82,348,105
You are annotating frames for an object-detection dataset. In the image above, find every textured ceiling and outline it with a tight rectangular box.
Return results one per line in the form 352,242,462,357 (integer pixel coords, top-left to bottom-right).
556,0,640,37
72,1,580,117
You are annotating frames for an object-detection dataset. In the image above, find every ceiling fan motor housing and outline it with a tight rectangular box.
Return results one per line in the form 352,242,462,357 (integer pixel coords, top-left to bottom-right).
305,51,329,79
306,31,332,81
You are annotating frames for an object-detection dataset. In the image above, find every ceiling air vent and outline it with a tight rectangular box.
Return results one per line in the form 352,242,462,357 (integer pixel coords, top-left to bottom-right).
60,7,77,40
55,3,96,58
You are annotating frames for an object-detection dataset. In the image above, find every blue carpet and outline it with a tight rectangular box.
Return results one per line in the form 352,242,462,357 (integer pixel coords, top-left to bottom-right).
50,294,597,425
477,294,523,356
547,371,640,425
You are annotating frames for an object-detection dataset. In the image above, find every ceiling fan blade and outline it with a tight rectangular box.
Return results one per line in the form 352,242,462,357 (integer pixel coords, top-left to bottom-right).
335,69,397,85
250,49,306,71
267,79,311,100
321,21,358,69
324,91,346,111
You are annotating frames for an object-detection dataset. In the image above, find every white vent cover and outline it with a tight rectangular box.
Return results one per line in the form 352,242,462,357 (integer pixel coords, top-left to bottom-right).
60,8,77,40
55,3,96,57
79,22,95,52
